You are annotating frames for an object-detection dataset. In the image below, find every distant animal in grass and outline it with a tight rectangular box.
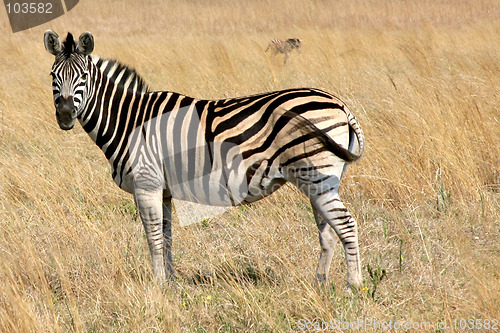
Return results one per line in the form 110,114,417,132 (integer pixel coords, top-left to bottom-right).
265,38,302,64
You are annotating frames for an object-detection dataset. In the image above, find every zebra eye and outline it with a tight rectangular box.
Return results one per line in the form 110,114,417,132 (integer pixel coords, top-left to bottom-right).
81,73,88,81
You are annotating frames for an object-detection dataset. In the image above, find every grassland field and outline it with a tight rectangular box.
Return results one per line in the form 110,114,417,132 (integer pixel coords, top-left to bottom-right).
0,0,499,332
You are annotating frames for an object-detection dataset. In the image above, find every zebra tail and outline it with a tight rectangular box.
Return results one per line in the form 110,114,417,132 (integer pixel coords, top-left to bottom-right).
321,121,364,163
345,111,365,162
285,110,365,163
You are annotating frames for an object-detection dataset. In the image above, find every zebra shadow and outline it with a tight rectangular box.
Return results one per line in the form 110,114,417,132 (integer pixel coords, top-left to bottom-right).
184,259,279,286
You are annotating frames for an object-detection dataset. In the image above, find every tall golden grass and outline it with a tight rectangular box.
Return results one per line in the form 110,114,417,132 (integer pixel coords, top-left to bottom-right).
0,0,499,331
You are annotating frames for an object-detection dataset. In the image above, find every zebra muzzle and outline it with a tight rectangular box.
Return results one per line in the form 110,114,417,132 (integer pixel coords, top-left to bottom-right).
56,95,77,130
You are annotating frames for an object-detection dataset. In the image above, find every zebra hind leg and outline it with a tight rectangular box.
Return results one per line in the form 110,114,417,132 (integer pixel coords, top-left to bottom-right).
312,205,338,283
291,164,363,289
311,193,362,290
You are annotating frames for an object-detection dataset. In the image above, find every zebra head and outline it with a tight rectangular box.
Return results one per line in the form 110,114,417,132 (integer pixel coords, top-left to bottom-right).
44,30,94,130
287,38,302,50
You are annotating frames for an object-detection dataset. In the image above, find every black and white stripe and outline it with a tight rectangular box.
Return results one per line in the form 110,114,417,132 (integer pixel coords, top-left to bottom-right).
265,38,302,63
45,31,365,288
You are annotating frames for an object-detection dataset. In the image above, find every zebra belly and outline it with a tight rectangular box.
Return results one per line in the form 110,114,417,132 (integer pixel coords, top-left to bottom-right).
161,139,253,206
164,153,249,206
114,152,251,206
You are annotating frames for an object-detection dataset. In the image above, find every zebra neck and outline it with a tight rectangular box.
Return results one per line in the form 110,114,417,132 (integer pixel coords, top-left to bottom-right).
79,56,150,153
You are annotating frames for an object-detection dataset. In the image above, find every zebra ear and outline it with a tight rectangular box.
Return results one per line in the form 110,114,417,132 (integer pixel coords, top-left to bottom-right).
44,30,62,55
76,32,94,55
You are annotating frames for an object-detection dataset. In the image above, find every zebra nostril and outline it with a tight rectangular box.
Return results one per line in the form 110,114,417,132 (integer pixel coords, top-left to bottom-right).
56,95,77,117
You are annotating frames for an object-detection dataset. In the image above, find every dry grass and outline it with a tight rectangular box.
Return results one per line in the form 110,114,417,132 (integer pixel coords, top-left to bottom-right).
0,0,499,331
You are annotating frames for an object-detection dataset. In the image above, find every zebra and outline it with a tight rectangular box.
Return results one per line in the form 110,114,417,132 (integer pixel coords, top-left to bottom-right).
265,38,302,63
44,30,365,289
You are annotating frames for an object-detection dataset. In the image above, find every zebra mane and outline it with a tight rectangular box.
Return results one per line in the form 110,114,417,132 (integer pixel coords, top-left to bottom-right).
58,34,148,93
98,58,150,93
61,32,76,58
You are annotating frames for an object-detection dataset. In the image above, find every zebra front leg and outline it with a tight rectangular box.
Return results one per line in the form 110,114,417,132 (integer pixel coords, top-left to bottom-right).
162,192,176,280
313,205,338,283
134,187,167,283
283,53,289,64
